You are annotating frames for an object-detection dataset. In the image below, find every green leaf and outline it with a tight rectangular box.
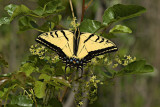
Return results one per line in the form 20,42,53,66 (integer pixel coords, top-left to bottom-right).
103,4,146,26
32,7,44,16
0,55,8,68
38,21,53,32
48,98,62,107
52,77,70,87
5,104,21,107
0,91,4,98
0,17,10,26
94,65,115,79
10,95,33,107
40,65,55,74
19,63,36,76
118,60,154,75
48,14,62,25
80,19,102,33
4,4,18,16
101,33,117,39
55,6,65,13
54,61,65,76
109,25,132,33
34,81,46,98
18,16,38,31
44,1,60,14
38,0,54,7
39,73,51,82
10,5,31,21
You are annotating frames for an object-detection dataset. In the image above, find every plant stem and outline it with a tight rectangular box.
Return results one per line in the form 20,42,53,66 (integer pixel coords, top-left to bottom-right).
85,0,93,10
60,87,68,102
81,0,93,22
81,0,85,22
69,0,75,18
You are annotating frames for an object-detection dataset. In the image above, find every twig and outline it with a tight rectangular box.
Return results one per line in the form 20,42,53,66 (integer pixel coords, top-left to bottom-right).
85,0,93,10
69,0,77,30
81,0,85,22
69,0,75,18
60,87,68,102
81,0,93,22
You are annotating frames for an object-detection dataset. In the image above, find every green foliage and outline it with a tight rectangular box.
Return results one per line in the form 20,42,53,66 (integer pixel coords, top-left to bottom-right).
102,4,146,26
10,95,33,107
18,16,38,31
0,55,8,68
0,1,154,107
0,17,10,26
109,25,132,33
34,81,46,98
79,19,102,33
118,60,154,75
19,63,38,76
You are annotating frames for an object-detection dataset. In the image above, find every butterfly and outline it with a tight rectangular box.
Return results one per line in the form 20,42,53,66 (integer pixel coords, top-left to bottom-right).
36,29,118,71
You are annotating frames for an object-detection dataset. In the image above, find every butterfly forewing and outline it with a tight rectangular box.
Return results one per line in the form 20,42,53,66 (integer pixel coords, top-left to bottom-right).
36,30,74,58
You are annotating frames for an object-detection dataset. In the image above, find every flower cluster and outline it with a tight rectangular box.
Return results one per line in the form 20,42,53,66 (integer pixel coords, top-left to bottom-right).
29,44,60,63
74,74,103,106
69,17,80,31
115,55,136,66
29,44,47,59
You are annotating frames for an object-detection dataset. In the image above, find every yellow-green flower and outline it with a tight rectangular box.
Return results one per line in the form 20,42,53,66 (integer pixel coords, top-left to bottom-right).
79,101,83,106
112,64,118,68
127,55,131,60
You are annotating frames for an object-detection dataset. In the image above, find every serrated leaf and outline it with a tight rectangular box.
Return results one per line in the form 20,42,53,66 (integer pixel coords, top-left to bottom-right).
103,4,146,26
0,17,10,26
109,25,132,33
19,63,36,76
10,95,33,107
18,16,38,31
34,81,46,98
117,60,154,75
39,73,51,82
80,19,102,33
4,4,18,16
10,5,31,21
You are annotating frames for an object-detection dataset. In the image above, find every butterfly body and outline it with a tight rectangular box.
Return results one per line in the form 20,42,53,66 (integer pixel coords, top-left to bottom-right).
36,29,118,70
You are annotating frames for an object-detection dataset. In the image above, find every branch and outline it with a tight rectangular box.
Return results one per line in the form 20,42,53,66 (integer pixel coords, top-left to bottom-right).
69,0,75,18
81,0,85,22
59,87,68,102
85,0,93,10
81,0,93,22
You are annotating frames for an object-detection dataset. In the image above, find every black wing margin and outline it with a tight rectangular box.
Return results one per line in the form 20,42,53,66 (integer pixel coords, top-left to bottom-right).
35,37,67,60
82,46,118,63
